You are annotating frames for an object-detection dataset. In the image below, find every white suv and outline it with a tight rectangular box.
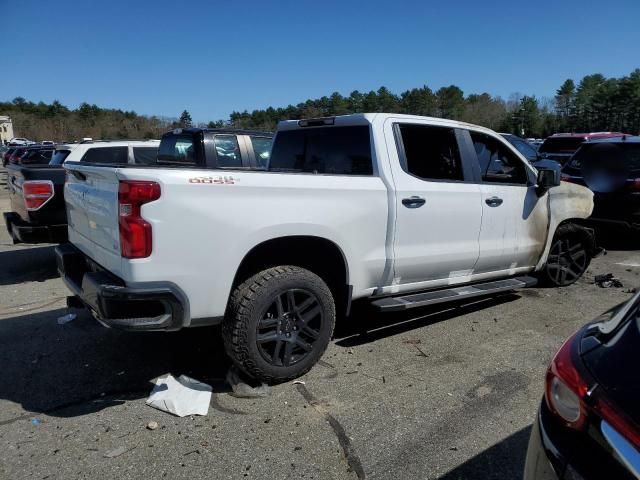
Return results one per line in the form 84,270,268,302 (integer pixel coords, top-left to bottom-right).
50,139,160,166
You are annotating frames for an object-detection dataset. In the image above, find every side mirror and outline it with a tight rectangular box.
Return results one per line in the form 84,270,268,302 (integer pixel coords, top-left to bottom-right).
536,160,561,193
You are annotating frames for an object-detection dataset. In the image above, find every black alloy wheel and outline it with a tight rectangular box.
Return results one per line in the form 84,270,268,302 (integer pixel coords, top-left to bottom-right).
256,288,324,367
545,233,589,286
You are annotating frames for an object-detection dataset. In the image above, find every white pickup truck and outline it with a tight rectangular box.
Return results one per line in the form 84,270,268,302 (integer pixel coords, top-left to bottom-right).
56,115,598,383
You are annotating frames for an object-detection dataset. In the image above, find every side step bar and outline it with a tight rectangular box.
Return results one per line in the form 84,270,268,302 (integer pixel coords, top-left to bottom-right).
371,276,538,312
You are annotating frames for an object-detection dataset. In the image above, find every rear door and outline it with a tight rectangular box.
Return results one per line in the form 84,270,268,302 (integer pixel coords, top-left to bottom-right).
385,120,483,287
64,163,123,274
468,131,548,274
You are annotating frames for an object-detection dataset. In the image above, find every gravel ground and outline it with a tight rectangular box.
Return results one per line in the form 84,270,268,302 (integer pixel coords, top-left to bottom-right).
1,166,638,480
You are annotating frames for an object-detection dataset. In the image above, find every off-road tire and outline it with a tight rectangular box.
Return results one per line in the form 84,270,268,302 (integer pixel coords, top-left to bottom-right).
222,266,335,384
540,223,591,287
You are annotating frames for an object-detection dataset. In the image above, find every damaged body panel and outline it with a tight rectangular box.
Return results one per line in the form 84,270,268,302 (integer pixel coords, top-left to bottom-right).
534,181,595,271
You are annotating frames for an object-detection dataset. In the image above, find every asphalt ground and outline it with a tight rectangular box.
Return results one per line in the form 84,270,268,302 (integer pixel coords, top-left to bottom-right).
1,166,638,479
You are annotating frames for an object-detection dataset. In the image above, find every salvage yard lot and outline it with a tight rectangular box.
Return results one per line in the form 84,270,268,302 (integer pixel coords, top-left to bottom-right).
0,167,638,480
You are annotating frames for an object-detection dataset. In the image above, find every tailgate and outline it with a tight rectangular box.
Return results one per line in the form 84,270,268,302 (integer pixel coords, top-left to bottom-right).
64,163,123,274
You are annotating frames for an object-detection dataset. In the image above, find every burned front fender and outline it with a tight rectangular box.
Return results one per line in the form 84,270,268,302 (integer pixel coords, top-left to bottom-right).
535,182,595,270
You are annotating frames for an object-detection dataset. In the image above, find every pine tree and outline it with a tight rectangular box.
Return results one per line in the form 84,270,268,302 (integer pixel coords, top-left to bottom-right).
179,110,193,128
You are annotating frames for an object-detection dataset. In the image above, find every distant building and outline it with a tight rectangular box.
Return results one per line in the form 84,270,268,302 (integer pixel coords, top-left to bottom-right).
0,116,14,145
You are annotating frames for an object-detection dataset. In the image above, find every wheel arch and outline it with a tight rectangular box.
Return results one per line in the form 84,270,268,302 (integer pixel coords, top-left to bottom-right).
231,235,352,315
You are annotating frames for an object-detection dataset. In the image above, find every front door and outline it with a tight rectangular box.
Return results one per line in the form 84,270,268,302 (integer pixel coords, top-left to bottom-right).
468,131,548,275
385,120,483,288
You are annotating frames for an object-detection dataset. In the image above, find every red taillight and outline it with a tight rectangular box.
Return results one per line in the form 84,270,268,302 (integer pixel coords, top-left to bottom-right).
629,178,640,191
23,180,54,210
118,181,161,259
545,332,640,450
545,333,589,429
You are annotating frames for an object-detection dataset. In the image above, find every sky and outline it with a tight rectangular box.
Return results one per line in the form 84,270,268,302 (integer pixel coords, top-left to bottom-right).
2,0,640,123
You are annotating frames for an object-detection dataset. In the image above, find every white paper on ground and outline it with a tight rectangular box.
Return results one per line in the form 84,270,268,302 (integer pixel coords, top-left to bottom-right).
146,374,212,417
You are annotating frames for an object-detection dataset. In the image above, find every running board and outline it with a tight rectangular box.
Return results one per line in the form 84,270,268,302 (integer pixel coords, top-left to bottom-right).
371,276,538,312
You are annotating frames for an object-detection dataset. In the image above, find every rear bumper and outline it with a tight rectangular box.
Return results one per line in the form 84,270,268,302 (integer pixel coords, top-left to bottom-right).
524,401,635,480
3,212,67,244
55,243,189,331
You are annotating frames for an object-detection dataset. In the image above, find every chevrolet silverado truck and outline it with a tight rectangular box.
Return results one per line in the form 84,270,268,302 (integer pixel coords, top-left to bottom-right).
3,140,160,244
56,115,598,383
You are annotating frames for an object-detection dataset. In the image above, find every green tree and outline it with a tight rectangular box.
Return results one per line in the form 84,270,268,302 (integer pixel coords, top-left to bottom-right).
179,110,193,128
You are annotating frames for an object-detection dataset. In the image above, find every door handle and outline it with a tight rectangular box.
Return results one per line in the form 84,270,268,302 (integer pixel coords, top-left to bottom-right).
402,196,426,208
485,196,503,207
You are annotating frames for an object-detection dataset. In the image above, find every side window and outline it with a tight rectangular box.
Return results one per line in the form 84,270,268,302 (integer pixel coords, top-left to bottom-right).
250,136,273,168
133,147,159,165
397,124,464,181
471,133,528,185
80,147,128,164
214,135,242,168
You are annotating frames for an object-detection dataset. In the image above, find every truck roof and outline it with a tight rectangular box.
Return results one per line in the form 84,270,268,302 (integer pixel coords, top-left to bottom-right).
277,113,499,136
169,128,274,137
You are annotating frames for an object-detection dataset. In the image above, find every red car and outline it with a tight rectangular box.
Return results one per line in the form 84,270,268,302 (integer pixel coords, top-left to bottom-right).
539,132,626,165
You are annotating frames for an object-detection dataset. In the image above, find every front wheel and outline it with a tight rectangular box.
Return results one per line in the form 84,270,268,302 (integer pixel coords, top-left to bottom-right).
222,266,336,384
541,224,591,287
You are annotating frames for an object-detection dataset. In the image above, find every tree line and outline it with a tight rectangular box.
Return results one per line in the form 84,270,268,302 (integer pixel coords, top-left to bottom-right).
2,68,639,141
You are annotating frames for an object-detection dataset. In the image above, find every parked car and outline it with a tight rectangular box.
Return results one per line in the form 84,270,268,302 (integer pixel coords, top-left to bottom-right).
500,133,541,164
2,147,16,167
56,114,597,383
539,132,626,165
3,140,160,244
524,292,640,479
7,146,31,164
8,137,35,146
19,146,55,165
561,136,640,231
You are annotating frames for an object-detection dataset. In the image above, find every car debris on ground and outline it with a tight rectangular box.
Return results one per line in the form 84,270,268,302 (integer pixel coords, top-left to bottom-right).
146,374,212,417
594,273,624,288
226,366,271,399
56,313,76,325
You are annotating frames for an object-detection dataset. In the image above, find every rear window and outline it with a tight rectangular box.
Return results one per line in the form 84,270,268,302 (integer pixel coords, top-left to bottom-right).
49,149,71,166
570,143,640,171
23,149,53,164
158,134,197,165
80,146,128,164
539,137,585,154
214,135,242,168
132,146,159,165
269,126,372,175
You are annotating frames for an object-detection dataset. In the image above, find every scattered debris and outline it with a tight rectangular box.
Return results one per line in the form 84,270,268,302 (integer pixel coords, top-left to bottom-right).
402,338,421,345
146,421,158,431
623,287,637,294
104,445,130,458
30,418,41,426
414,345,428,358
146,374,212,417
594,273,623,288
226,366,271,399
57,313,77,325
449,446,459,451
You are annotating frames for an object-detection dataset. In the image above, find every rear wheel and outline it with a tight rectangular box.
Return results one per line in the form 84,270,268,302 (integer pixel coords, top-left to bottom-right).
542,224,590,287
223,266,335,383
